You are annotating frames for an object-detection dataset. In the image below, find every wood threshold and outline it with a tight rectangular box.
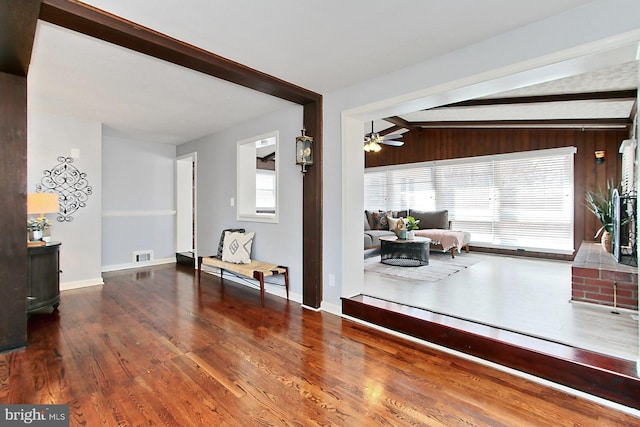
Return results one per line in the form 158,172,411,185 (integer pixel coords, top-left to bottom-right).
342,294,640,410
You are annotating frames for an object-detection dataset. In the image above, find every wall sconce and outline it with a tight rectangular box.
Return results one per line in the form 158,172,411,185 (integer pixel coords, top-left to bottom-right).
296,128,313,173
27,192,59,246
595,150,606,164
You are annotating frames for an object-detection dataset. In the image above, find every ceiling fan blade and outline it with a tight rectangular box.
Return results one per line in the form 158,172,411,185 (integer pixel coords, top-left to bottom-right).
380,140,404,147
381,133,404,140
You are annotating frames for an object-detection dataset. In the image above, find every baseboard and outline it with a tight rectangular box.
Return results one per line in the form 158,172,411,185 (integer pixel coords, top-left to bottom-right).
570,299,639,314
101,257,175,272
321,300,342,316
61,277,105,291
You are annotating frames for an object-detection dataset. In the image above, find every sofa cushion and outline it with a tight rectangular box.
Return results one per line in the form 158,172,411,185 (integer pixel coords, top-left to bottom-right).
364,230,395,247
409,209,449,230
364,212,371,231
364,233,373,249
368,211,389,230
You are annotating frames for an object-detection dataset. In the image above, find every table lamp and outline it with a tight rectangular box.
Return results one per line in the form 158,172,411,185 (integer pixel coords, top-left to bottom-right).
27,192,60,246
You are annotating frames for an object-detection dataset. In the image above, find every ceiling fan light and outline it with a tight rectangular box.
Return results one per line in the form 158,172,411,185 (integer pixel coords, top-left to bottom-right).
372,141,382,152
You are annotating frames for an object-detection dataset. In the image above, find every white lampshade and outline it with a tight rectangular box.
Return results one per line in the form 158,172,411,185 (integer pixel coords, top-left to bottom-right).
27,193,60,216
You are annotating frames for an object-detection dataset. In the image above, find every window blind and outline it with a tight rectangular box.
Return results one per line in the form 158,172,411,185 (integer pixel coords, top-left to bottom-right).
435,160,494,242
256,170,276,211
364,147,575,253
363,170,388,211
620,139,637,194
490,153,573,251
364,166,435,211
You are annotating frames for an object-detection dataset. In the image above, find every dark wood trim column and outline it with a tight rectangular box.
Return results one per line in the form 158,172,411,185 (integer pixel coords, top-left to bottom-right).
0,0,41,352
0,73,29,351
39,0,324,309
303,100,323,308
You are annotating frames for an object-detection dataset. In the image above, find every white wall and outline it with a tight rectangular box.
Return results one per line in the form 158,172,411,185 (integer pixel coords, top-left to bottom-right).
321,0,640,312
102,135,176,269
177,104,304,301
28,110,103,289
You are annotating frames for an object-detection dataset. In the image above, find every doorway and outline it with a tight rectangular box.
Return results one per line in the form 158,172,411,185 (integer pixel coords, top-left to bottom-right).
176,153,196,266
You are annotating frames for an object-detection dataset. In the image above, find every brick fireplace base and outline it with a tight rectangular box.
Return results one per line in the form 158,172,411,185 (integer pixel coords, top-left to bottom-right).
571,242,638,310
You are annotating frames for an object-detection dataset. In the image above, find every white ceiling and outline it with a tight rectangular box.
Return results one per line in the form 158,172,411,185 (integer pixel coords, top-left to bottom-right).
398,61,639,127
27,0,615,145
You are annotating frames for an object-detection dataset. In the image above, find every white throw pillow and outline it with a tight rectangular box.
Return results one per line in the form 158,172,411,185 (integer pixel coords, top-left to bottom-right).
388,216,403,234
222,231,255,264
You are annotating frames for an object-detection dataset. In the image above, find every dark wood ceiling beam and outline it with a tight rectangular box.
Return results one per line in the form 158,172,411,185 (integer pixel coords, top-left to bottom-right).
0,0,41,76
629,99,638,123
39,0,321,105
384,116,419,130
379,125,404,137
258,152,276,162
414,118,632,128
436,90,638,109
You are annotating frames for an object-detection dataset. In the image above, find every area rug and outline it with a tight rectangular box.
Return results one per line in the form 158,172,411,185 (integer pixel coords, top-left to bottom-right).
364,252,482,283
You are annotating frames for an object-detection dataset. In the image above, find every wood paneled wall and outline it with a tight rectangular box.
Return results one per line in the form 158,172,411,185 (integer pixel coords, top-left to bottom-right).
365,128,630,254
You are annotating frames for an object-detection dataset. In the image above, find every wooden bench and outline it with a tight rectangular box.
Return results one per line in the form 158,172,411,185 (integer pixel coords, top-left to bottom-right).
197,256,289,306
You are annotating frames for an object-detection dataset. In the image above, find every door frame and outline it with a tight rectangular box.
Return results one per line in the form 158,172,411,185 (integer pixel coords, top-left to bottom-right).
176,152,197,263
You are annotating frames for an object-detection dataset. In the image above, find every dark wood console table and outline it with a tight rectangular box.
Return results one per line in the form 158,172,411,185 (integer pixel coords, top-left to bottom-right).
27,241,61,314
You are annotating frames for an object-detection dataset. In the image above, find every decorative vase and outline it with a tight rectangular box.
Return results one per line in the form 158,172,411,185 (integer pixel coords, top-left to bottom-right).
407,230,415,240
601,230,612,253
28,230,43,241
398,229,407,240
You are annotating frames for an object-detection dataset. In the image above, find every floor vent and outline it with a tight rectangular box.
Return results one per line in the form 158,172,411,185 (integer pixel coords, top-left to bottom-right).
132,250,153,263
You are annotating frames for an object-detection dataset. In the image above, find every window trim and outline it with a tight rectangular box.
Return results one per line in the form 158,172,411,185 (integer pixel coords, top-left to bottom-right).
236,130,279,223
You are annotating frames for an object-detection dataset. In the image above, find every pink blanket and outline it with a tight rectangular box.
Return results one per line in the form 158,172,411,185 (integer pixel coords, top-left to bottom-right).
414,229,469,252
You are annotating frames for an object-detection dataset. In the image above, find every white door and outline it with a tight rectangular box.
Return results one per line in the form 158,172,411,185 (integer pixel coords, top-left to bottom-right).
176,153,196,258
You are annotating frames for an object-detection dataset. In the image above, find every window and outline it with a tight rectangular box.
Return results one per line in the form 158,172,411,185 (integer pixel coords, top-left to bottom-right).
256,170,276,213
237,131,278,223
620,138,637,194
364,147,575,253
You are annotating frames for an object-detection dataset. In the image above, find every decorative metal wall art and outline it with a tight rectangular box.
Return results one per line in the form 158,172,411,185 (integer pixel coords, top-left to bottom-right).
36,156,92,222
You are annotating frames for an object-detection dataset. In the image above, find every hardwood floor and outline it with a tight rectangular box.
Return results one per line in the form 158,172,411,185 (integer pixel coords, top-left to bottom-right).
1,264,638,426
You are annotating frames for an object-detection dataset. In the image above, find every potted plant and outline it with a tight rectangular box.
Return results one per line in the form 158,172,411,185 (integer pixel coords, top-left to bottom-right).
405,215,420,240
585,180,617,252
27,217,50,242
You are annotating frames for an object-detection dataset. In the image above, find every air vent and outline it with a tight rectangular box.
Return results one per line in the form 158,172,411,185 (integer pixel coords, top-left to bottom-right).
132,250,153,263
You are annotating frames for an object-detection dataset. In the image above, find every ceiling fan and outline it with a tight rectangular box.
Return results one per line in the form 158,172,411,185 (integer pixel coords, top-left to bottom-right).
364,121,404,152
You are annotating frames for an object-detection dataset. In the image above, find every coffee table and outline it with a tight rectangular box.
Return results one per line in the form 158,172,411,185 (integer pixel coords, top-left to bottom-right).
380,236,431,267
